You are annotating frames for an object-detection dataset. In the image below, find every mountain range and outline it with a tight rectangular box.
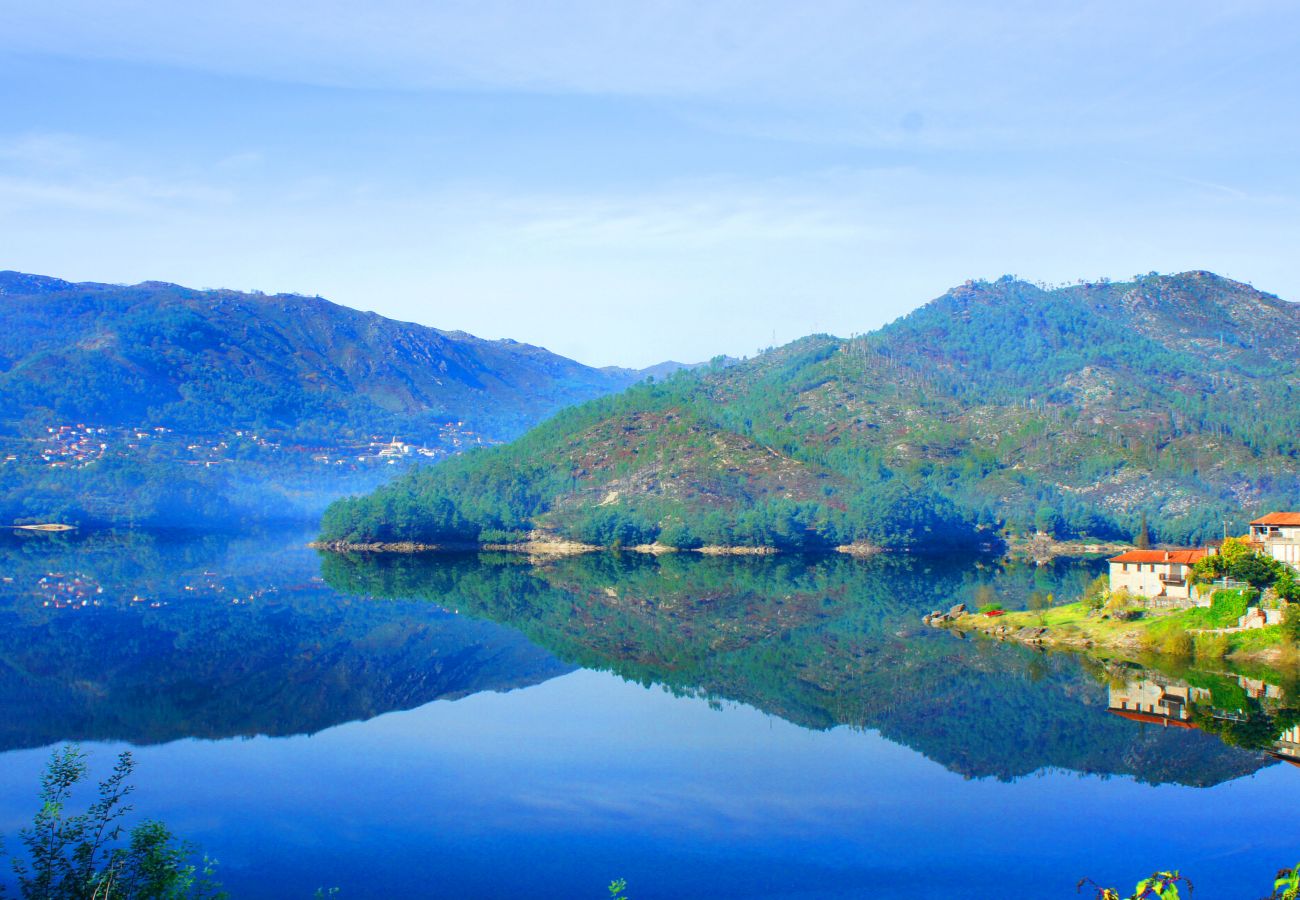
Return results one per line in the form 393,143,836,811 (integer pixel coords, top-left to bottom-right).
0,271,680,526
321,271,1300,548
0,271,663,442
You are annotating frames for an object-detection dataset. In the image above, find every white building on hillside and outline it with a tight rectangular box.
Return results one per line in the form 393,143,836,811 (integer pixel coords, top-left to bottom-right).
1108,548,1208,604
1249,512,1300,570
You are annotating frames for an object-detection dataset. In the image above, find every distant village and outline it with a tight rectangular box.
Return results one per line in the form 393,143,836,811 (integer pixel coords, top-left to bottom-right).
1107,511,1300,629
0,422,496,471
2,564,331,614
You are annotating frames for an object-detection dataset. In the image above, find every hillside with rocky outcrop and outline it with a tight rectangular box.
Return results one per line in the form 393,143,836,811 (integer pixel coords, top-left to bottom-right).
322,271,1300,548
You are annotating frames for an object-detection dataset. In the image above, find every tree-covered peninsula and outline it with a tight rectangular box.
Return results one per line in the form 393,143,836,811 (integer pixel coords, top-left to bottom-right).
321,271,1300,551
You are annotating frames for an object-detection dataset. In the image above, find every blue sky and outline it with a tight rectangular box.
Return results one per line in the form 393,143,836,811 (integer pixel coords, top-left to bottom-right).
2,1,1297,367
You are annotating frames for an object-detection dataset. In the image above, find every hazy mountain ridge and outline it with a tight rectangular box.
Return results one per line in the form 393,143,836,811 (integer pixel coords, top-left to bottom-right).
0,271,691,527
0,271,645,441
322,271,1300,547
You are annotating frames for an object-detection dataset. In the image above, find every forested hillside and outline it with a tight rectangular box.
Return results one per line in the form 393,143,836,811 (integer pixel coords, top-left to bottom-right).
0,271,658,526
322,271,1300,548
0,272,641,442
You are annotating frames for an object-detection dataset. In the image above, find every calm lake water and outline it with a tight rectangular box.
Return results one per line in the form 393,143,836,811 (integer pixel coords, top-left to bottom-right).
0,529,1296,898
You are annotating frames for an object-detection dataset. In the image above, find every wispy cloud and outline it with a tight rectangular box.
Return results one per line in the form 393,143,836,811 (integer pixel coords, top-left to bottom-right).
0,132,98,169
8,2,1300,150
0,131,236,216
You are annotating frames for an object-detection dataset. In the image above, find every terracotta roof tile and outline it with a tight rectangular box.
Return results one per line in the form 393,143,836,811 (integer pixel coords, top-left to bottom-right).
1250,512,1300,526
1108,710,1197,729
1108,549,1207,564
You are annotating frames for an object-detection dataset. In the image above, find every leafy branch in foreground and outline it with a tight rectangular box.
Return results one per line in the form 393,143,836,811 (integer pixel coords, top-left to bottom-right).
1273,863,1300,900
2,745,225,900
1079,870,1191,899
1080,862,1300,900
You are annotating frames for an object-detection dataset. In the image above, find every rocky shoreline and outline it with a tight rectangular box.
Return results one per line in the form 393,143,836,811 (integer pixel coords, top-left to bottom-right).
309,537,881,558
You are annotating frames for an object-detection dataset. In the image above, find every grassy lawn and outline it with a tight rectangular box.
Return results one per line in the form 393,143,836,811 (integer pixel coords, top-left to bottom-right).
965,588,1295,663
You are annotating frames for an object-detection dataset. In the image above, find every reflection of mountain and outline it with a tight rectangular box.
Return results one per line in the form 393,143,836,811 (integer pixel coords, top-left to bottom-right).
323,550,1275,786
0,531,572,750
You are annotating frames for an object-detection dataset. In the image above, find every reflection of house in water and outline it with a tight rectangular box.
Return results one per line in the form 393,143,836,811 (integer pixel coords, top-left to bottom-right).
1108,673,1300,768
1109,679,1206,728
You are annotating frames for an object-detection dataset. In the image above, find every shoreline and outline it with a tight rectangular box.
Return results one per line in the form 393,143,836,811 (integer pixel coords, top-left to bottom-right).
1003,534,1133,561
924,602,1298,669
308,538,887,557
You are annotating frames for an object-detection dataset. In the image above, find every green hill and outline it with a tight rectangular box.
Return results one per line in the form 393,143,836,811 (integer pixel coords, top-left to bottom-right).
321,271,1300,548
0,272,663,526
0,271,645,441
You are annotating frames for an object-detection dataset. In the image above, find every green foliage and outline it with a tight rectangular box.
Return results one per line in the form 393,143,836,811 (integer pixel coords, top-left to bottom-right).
1083,574,1109,611
1160,627,1194,660
1193,632,1230,660
1192,541,1286,593
1283,604,1300,644
1273,862,1300,900
608,878,629,900
1087,863,1300,900
1276,569,1300,602
1079,870,1189,900
1208,590,1249,628
3,745,224,900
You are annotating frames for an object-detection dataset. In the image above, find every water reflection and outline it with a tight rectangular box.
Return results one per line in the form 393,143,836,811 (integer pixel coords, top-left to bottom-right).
320,548,1284,786
1,528,1293,789
1108,668,1300,766
0,529,571,750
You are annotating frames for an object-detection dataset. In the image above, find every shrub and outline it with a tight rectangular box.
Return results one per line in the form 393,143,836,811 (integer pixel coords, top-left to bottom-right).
1277,570,1300,603
1161,627,1194,659
1283,603,1300,644
2,745,224,900
1194,632,1230,660
1106,586,1135,616
1083,574,1109,611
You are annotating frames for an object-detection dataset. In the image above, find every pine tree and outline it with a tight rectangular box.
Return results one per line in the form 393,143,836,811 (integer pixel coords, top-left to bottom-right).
1135,512,1151,549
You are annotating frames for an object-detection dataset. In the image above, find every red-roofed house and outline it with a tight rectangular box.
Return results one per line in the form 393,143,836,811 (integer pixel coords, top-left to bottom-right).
1249,512,1300,570
1108,548,1208,603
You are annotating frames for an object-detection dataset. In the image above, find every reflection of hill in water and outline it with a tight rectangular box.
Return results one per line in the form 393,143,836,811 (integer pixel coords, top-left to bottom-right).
323,550,1278,786
0,531,572,750
3,529,1288,788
